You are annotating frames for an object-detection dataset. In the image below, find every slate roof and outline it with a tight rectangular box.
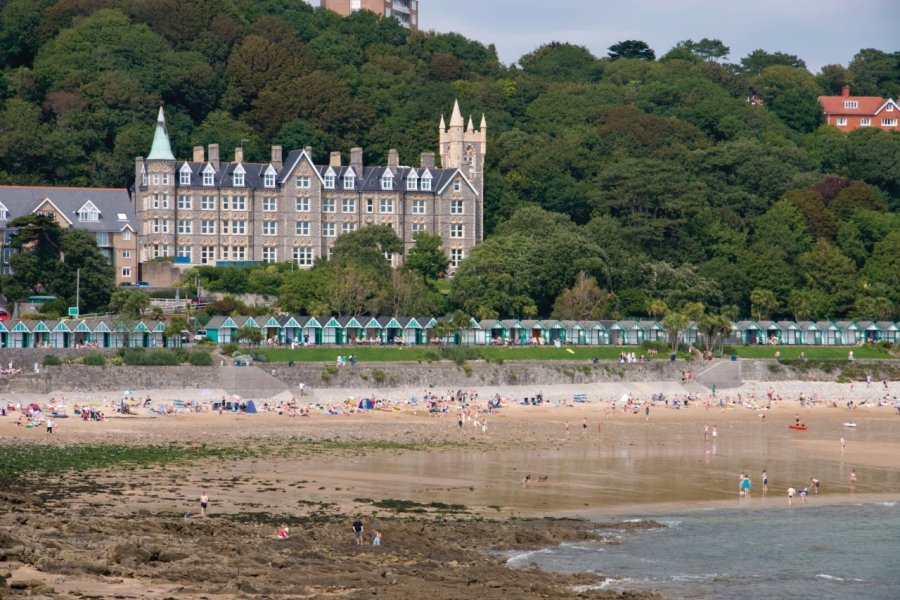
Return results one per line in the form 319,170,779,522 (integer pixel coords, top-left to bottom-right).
0,185,136,233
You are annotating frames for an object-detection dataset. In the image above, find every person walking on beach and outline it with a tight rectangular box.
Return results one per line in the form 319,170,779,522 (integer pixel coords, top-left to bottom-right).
712,425,718,441
199,492,209,517
787,487,796,505
810,477,820,494
762,470,768,497
582,418,587,438
46,418,53,434
704,423,709,441
352,519,364,545
373,530,382,545
849,469,857,493
841,436,846,456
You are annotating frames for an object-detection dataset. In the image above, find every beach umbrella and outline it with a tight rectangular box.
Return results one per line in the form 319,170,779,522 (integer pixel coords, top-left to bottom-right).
28,403,41,411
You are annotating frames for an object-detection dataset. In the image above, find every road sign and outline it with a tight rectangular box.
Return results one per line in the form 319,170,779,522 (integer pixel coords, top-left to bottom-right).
68,307,79,317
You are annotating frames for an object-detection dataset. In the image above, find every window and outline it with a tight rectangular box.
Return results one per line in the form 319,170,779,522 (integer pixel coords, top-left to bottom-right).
450,248,464,267
412,223,426,234
379,198,394,213
296,176,310,188
324,173,335,189
161,174,170,185
453,179,461,192
122,230,131,241
203,171,214,187
151,173,160,185
883,118,898,127
152,244,170,258
843,100,859,109
836,117,848,126
177,245,192,261
381,173,393,190
407,175,418,190
223,220,245,235
200,220,216,234
78,203,100,222
296,197,310,212
95,232,109,246
412,200,426,214
450,200,464,215
343,174,355,189
201,246,215,265
341,198,356,213
178,219,192,234
122,267,132,278
177,194,192,210
262,221,277,236
264,172,275,188
323,199,336,213
232,196,246,211
861,118,871,127
0,203,7,220
295,221,310,236
152,218,170,234
323,222,336,237
262,247,277,263
152,194,170,209
888,104,895,112
221,196,229,210
180,169,191,185
201,195,216,210
141,171,148,186
227,246,246,260
233,171,244,187
341,222,357,234
262,197,277,212
366,198,374,213
450,224,464,238
421,175,432,191
293,247,314,266
122,250,131,259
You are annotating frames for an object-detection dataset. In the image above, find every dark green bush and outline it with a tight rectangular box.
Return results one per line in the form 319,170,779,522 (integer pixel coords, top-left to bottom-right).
172,347,189,363
188,350,212,366
82,353,107,366
118,348,181,366
219,342,239,355
440,346,481,365
42,354,62,366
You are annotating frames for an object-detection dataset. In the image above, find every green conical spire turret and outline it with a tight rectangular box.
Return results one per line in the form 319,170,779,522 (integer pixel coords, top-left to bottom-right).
147,106,175,161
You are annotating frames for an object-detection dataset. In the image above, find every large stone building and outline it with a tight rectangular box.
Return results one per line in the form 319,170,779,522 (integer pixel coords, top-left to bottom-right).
0,186,137,286
320,0,419,29
133,101,485,275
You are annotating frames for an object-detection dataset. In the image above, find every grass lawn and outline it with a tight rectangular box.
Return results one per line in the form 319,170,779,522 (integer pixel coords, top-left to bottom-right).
728,345,892,360
256,345,686,363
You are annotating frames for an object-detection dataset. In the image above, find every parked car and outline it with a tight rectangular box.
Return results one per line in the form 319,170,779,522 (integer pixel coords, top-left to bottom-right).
134,281,150,288
194,329,208,342
191,296,209,306
118,282,133,287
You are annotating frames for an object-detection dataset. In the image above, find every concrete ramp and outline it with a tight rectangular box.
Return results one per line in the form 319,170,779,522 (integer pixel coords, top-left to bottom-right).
217,366,289,399
694,359,742,390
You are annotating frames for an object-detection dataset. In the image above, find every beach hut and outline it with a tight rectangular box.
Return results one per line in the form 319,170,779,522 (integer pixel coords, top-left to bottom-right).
582,321,609,345
638,320,667,343
599,320,625,345
834,321,862,346
377,317,403,344
31,320,50,347
279,316,303,345
206,316,238,344
150,321,168,347
338,316,364,344
618,321,645,345
0,320,7,349
362,317,382,345
775,321,803,345
7,320,31,348
132,321,151,347
543,319,566,343
108,320,129,348
400,317,425,345
49,320,71,348
876,321,899,343
681,321,700,347
756,321,782,344
816,321,842,346
298,317,321,345
795,321,822,345
260,316,282,345
500,319,525,345
419,317,437,344
480,319,505,344
91,320,112,347
735,321,763,345
455,318,484,345
560,320,587,345
518,320,546,345
321,316,343,344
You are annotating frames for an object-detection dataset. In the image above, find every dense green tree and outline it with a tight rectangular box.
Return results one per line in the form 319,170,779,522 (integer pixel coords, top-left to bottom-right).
749,288,778,322
796,240,858,316
607,40,655,61
739,49,806,75
847,48,900,98
550,272,616,320
404,231,449,281
109,289,152,319
829,181,888,221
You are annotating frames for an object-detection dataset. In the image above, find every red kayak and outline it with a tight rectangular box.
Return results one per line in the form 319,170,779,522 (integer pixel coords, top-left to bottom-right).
788,424,808,431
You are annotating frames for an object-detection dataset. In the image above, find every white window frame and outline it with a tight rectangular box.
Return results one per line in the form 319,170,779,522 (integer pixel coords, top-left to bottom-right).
453,179,461,192
379,198,394,213
341,222,357,234
450,248,464,267
421,175,432,191
293,247,314,266
365,198,374,213
233,171,244,187
381,174,393,190
295,221,310,236
450,224,464,238
323,222,336,237
201,195,216,210
450,200,464,215
296,176,310,188
264,173,276,188
122,230,131,241
122,267,132,278
161,174,170,185
177,245,192,260
178,219,192,234
201,246,215,265
324,174,335,189
882,118,898,127
151,173,160,185
412,223,426,234
323,199,336,213
200,220,216,235
407,175,418,191
232,196,246,211
0,202,7,220
262,221,277,236
341,198,356,213
262,197,277,212
861,118,871,127
177,194,192,210
843,100,858,109
78,202,100,222
343,175,355,189
262,247,277,263
412,200,426,214
122,250,131,259
836,117,848,126
296,197,310,212
180,170,191,185
203,171,214,187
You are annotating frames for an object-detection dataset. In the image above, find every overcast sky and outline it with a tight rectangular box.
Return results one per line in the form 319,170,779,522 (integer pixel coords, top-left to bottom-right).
421,0,898,71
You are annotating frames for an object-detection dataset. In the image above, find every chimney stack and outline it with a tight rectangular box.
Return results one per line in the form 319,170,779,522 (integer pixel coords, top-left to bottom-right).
420,152,435,170
193,146,204,163
329,151,341,167
350,147,363,175
208,144,220,169
304,146,312,158
271,145,283,170
841,85,851,97
135,157,145,186
234,147,244,163
387,149,399,169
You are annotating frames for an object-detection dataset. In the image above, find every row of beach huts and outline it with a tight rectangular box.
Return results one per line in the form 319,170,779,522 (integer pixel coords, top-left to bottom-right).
0,316,897,349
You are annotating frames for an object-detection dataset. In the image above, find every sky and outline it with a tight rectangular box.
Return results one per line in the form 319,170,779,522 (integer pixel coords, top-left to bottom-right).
420,0,899,72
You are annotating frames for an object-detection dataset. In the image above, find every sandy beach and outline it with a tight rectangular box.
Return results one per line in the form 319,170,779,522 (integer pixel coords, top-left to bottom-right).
2,378,899,598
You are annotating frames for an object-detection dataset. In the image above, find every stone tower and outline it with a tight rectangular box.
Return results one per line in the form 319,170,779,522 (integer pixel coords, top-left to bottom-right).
439,100,486,241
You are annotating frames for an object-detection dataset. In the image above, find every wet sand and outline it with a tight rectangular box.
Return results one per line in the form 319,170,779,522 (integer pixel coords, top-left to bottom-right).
1,379,899,598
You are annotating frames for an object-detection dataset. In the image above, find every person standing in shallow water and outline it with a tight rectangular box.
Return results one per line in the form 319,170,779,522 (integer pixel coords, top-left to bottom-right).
353,519,364,545
762,470,768,497
849,470,857,493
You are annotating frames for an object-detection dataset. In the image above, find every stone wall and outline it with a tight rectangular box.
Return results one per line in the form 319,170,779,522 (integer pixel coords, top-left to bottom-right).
0,365,222,395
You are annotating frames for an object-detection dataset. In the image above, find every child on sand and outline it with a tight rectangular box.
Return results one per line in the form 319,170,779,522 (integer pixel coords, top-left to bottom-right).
277,526,289,539
373,530,381,546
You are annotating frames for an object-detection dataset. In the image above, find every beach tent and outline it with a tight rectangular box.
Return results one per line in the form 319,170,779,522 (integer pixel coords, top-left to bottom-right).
357,397,375,410
244,400,257,414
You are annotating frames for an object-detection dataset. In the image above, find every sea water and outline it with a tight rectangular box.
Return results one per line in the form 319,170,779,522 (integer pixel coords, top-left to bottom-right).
509,502,900,600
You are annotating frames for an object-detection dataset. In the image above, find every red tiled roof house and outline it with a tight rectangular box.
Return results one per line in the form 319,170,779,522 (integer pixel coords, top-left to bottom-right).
819,86,899,132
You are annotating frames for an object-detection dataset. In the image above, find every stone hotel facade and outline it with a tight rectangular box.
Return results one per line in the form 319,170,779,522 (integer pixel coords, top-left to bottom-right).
133,101,485,272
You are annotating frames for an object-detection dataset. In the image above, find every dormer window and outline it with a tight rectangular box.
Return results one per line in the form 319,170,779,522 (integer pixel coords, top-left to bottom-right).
843,100,859,109
264,172,275,188
421,174,432,191
381,172,393,190
179,164,192,185
324,173,335,189
407,172,418,191
0,202,8,220
343,174,355,189
202,165,215,187
78,201,100,222
233,171,244,187
141,169,148,187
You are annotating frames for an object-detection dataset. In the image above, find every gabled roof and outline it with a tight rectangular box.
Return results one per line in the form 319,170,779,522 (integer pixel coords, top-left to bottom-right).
818,94,889,115
322,316,341,328
278,149,324,186
0,186,136,232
